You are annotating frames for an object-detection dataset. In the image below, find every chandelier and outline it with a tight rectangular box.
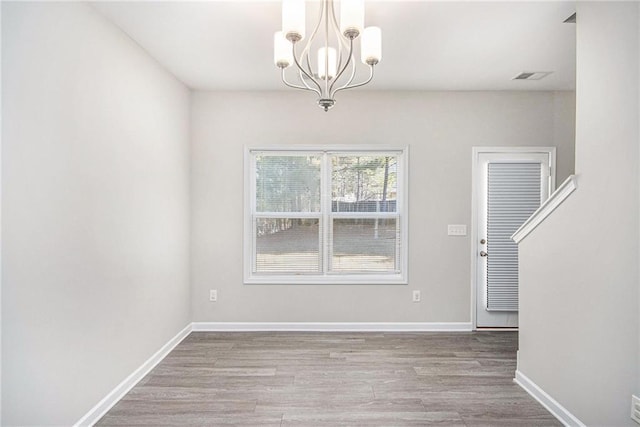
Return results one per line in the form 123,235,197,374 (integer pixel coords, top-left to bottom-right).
273,0,382,112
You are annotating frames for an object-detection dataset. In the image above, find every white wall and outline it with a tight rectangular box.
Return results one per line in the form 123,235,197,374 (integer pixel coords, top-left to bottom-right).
0,2,3,424
190,90,575,323
518,2,639,425
1,3,191,425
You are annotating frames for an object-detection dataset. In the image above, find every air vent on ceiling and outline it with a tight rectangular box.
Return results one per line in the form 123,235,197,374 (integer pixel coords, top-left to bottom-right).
564,12,576,24
513,71,553,81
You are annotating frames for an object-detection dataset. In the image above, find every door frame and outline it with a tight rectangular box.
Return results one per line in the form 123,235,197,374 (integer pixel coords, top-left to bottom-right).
470,147,556,330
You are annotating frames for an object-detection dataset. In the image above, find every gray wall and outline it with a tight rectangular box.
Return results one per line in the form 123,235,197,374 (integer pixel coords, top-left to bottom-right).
1,2,191,425
190,90,575,323
518,2,639,425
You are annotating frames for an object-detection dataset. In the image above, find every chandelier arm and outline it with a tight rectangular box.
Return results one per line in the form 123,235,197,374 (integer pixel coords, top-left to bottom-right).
323,0,329,97
292,43,323,94
334,65,375,94
282,69,321,96
329,37,354,93
297,68,318,93
329,0,351,71
304,56,314,80
334,51,344,78
330,54,357,97
303,0,325,78
292,47,322,97
326,0,345,81
297,58,319,93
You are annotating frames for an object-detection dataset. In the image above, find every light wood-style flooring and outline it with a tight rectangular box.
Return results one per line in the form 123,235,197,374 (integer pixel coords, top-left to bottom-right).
97,331,560,426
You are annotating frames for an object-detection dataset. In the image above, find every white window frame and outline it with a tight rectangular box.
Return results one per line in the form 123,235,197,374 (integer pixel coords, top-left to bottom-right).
244,146,409,285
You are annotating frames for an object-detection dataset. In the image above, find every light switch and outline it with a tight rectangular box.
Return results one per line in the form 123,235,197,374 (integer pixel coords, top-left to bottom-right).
448,224,467,236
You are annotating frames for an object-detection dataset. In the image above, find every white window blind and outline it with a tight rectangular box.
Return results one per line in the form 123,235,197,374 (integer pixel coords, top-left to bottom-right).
486,162,541,310
245,148,408,284
254,155,321,273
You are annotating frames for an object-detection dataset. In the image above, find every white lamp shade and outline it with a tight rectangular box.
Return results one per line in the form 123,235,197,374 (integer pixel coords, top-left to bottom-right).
340,0,364,38
274,31,293,68
282,0,305,41
361,26,382,65
318,47,337,80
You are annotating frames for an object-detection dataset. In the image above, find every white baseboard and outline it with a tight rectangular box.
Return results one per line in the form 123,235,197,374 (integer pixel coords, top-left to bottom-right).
514,370,586,427
74,323,192,427
191,322,473,332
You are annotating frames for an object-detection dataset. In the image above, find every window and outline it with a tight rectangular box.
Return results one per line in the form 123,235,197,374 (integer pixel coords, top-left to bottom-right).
244,147,408,284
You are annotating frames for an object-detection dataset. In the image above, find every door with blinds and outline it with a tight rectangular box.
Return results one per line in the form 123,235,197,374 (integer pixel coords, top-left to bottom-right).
474,149,554,328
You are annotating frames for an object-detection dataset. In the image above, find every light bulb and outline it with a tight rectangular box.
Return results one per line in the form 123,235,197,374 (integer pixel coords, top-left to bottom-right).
318,47,337,80
282,0,305,42
361,26,382,65
340,0,364,39
274,31,292,68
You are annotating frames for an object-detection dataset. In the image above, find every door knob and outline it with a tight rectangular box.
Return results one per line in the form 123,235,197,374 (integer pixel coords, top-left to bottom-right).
480,251,488,257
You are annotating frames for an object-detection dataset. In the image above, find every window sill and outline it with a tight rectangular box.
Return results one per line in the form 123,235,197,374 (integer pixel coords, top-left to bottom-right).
244,274,408,285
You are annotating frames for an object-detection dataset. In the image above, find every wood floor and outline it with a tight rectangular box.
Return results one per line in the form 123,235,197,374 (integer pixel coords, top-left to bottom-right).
97,331,560,426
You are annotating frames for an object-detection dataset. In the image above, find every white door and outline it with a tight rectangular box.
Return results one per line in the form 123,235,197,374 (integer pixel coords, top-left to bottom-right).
473,148,555,328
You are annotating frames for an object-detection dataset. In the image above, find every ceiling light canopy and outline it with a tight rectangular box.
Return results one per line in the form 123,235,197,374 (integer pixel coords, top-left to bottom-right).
274,0,382,112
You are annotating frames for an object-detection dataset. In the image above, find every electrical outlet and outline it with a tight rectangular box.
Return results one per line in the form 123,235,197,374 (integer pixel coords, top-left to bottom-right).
209,289,218,302
631,395,640,424
412,290,421,302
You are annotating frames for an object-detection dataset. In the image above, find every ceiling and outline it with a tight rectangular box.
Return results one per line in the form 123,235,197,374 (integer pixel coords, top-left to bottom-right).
92,1,576,91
